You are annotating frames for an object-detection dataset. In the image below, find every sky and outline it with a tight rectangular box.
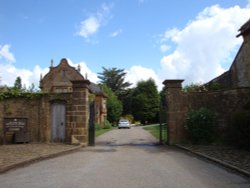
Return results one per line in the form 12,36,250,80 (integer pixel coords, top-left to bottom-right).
0,0,250,90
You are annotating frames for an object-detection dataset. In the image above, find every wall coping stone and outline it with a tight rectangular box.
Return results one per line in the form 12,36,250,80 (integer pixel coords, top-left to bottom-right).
163,80,184,89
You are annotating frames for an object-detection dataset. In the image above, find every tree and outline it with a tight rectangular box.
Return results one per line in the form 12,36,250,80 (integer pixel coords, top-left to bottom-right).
101,84,123,125
182,83,207,93
14,76,22,90
98,67,132,99
131,78,160,124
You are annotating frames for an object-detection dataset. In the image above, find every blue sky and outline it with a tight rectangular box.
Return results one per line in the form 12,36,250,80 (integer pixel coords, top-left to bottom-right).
0,0,250,89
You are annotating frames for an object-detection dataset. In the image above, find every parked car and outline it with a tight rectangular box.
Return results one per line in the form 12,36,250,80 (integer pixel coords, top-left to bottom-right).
118,119,130,129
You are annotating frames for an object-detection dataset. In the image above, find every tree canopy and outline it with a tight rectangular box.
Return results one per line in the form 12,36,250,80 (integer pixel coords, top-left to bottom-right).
131,78,160,124
14,76,22,90
98,67,132,99
101,84,123,125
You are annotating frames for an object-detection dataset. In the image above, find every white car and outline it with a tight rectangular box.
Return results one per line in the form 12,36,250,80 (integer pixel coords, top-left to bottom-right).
118,119,130,129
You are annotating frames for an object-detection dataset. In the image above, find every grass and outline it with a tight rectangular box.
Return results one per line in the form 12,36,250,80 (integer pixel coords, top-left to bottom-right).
95,126,116,137
143,124,167,143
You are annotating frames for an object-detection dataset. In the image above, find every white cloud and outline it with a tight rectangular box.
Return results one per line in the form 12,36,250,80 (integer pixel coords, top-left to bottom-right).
125,65,162,90
0,58,99,88
159,5,250,85
160,44,170,52
0,62,49,88
0,44,16,63
67,59,99,83
110,29,123,37
77,3,112,40
78,16,100,38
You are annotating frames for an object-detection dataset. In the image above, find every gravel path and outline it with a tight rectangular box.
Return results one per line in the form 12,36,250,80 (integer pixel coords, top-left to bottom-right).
0,127,249,188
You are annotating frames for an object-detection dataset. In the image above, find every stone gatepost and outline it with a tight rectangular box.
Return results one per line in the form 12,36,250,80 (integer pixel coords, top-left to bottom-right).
163,80,187,145
70,80,90,145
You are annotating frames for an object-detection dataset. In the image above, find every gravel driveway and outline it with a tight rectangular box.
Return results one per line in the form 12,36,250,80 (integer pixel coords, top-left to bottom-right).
0,126,249,188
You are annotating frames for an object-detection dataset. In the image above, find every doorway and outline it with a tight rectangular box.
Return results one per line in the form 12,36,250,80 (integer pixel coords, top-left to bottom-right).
51,103,66,142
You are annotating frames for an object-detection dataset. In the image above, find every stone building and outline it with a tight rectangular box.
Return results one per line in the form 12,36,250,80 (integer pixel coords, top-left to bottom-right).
207,18,250,89
0,58,107,145
163,18,250,145
40,58,107,126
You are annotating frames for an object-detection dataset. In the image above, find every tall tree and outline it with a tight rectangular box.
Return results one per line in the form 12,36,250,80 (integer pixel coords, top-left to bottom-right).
131,78,160,124
98,67,132,99
101,84,123,125
14,76,22,90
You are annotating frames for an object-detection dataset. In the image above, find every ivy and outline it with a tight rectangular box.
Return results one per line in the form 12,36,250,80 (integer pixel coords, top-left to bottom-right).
0,89,45,101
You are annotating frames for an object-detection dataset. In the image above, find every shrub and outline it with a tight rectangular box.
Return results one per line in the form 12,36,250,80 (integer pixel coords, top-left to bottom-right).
182,83,207,93
186,108,216,144
228,110,250,150
103,120,112,129
95,123,102,131
122,114,134,124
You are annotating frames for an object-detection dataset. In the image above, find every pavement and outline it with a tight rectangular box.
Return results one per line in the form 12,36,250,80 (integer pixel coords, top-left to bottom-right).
0,143,83,173
0,127,249,188
0,127,249,185
176,144,250,178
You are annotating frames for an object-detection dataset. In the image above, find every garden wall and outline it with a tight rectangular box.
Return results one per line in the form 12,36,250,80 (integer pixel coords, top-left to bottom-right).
0,80,90,145
163,80,250,145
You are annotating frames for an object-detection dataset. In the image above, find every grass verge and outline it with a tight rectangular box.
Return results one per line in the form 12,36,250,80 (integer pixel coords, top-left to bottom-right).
143,124,167,143
95,127,116,137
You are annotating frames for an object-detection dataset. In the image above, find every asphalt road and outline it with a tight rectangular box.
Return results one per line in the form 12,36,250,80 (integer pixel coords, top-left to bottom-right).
0,126,249,188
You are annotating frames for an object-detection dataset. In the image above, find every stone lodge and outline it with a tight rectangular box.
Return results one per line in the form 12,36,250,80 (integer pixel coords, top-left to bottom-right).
0,58,107,145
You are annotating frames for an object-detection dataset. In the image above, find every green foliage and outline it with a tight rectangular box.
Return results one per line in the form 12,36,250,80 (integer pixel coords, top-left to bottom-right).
14,76,22,90
101,84,123,124
95,123,102,131
186,108,216,144
143,124,167,143
95,121,114,137
131,78,160,124
121,88,134,115
0,76,41,101
122,114,134,124
209,82,222,91
0,88,44,101
183,83,207,93
228,110,250,150
98,67,132,98
103,120,112,129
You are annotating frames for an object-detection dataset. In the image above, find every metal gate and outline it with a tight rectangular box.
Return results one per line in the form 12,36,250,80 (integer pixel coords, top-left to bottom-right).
159,102,168,144
51,103,66,142
88,101,95,146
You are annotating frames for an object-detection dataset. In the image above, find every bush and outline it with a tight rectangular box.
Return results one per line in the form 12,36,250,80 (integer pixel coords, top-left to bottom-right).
122,114,134,124
186,108,216,144
228,110,250,150
95,123,102,131
103,120,112,129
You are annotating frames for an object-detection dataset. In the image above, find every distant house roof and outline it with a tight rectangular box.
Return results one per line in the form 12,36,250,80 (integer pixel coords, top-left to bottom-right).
89,83,107,97
237,18,250,37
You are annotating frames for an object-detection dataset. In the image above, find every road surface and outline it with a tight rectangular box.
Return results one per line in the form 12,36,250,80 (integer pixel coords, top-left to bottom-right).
0,126,249,188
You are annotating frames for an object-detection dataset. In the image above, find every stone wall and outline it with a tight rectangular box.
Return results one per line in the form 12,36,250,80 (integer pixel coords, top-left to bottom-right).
0,81,90,145
207,25,250,89
163,80,250,145
0,96,50,143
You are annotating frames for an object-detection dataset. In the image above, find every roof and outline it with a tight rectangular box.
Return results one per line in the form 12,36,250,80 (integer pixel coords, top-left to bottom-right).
237,18,250,37
88,83,107,97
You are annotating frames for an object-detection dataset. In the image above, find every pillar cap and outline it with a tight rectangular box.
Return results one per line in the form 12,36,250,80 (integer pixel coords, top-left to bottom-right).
163,80,184,88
